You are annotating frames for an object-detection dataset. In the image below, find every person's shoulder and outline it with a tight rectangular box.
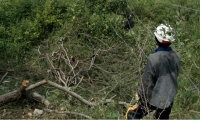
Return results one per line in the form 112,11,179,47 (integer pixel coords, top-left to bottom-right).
148,52,162,58
147,53,160,62
171,50,180,58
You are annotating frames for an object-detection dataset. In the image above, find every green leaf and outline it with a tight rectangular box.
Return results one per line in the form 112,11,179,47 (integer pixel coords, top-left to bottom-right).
192,96,199,103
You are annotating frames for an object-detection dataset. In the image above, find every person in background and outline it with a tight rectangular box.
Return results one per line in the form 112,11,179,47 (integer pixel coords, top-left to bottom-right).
123,14,134,30
126,24,181,119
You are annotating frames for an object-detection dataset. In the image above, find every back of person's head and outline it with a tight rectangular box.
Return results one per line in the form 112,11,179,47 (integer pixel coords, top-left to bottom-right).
154,24,175,47
126,14,132,20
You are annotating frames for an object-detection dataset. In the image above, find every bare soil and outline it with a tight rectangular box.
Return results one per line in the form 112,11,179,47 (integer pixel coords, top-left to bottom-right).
0,98,63,119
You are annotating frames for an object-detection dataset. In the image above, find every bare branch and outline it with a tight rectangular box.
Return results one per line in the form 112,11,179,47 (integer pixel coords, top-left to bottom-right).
61,43,76,76
0,72,8,85
191,58,199,69
74,76,84,89
46,54,67,86
89,49,100,70
31,92,50,107
37,46,42,55
25,80,47,91
46,80,131,106
46,80,96,106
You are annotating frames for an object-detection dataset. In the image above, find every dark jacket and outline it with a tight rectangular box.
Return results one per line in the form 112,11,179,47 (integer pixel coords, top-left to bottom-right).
138,49,180,109
124,19,134,30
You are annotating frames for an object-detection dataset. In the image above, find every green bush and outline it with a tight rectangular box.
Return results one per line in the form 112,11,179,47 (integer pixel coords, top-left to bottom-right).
0,0,200,119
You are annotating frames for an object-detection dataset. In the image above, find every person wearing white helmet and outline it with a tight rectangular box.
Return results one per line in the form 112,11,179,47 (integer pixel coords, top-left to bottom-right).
126,24,180,119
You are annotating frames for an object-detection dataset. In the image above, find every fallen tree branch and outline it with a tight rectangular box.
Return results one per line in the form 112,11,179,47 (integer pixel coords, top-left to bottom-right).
43,108,93,119
1,79,131,108
46,80,131,106
25,80,47,91
24,91,50,107
25,80,50,107
46,80,96,106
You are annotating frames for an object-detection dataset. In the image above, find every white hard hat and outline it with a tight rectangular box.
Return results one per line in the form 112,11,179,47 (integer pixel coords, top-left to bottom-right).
154,24,175,44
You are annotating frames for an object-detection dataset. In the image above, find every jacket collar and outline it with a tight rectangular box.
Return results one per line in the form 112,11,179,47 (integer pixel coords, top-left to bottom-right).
154,47,172,53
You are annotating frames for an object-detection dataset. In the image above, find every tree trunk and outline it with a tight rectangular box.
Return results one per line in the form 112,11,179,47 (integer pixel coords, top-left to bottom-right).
0,80,29,106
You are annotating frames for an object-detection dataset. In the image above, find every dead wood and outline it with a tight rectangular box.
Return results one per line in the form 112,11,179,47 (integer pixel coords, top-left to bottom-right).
46,80,131,106
0,79,131,108
0,80,49,107
25,80,47,91
0,80,29,106
46,80,97,106
23,80,50,107
24,91,50,107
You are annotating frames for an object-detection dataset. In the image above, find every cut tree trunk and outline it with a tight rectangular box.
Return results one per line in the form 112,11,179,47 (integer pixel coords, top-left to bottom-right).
0,80,29,106
0,80,50,107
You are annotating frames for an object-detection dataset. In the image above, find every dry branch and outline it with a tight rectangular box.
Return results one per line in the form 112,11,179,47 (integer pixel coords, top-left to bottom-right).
0,72,8,85
46,80,131,106
46,80,96,106
25,80,47,91
46,53,67,86
24,80,50,107
25,91,50,107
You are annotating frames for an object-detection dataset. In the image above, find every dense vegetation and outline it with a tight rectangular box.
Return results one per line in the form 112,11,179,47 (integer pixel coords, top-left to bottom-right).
0,0,200,119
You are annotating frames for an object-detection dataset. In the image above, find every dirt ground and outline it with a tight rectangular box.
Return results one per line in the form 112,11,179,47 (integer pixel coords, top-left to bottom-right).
1,106,35,119
0,99,68,119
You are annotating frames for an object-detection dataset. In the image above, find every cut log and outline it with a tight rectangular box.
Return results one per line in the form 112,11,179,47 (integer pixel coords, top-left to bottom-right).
0,80,50,107
0,79,131,108
24,91,50,107
0,80,29,106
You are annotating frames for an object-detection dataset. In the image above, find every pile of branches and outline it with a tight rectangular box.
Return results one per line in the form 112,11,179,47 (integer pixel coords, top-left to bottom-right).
0,42,132,119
